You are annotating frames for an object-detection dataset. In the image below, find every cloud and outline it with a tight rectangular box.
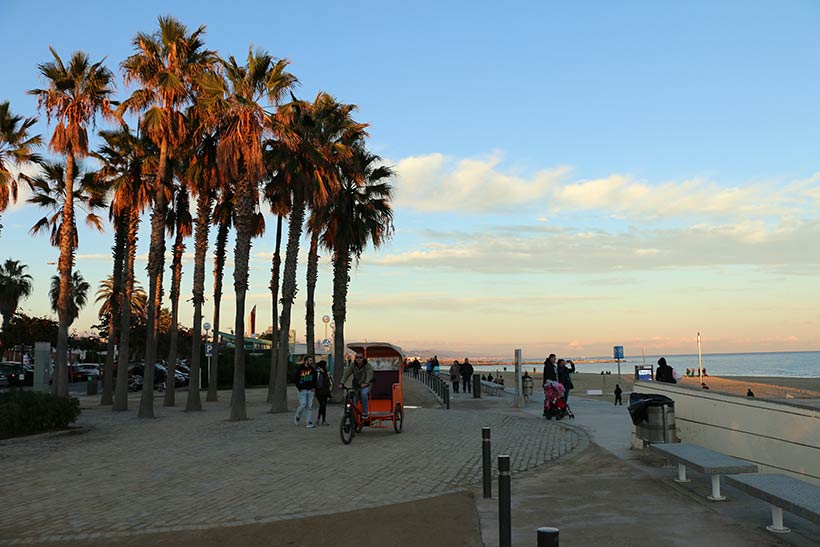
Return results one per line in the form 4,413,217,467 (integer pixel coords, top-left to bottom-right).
392,151,820,219
352,292,606,312
369,218,820,274
393,152,570,213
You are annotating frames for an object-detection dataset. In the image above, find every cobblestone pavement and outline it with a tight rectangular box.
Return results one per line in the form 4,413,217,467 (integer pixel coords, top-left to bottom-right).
0,380,580,544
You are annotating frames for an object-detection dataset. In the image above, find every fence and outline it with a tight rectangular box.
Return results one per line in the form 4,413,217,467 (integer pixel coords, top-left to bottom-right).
404,369,450,409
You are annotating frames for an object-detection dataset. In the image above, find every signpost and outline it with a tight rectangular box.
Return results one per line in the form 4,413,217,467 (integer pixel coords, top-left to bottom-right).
613,345,624,379
513,349,524,408
203,322,212,391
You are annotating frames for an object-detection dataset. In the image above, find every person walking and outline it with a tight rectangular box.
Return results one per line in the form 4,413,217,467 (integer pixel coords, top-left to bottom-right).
614,383,623,405
557,359,574,404
449,360,461,393
461,358,474,393
294,356,318,428
542,354,557,387
315,360,332,425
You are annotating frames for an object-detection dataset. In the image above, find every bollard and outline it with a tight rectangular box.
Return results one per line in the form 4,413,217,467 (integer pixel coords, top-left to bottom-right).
498,455,511,547
537,527,559,547
444,384,450,409
473,374,481,398
482,427,492,498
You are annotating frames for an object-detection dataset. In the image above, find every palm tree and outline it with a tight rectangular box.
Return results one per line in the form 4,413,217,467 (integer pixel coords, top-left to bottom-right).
207,188,233,403
304,225,320,361
29,48,114,398
0,259,33,334
198,48,295,420
316,146,394,389
121,16,216,418
49,271,90,324
269,93,367,413
164,181,192,407
262,175,290,404
95,276,147,321
0,101,42,237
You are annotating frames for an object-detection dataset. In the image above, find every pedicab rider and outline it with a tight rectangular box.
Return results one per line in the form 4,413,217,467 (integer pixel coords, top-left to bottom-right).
338,353,374,419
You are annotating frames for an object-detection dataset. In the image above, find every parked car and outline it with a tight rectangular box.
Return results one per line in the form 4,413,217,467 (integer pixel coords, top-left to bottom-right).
0,362,31,387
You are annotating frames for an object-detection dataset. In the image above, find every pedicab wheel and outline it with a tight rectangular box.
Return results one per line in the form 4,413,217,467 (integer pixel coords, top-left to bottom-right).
340,412,355,444
393,404,403,433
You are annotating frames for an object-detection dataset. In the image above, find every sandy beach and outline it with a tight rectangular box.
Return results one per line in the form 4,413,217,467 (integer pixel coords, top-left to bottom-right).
483,370,820,400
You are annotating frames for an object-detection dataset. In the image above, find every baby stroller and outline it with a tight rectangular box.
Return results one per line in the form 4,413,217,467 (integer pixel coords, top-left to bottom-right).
543,380,574,420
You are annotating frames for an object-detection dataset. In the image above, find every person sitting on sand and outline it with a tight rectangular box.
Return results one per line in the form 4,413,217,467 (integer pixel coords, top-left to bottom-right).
487,373,494,382
747,388,754,397
655,357,677,384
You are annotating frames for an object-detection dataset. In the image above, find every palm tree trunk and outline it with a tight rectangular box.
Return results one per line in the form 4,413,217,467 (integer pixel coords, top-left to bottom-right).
54,153,75,398
266,214,283,405
207,220,228,402
305,229,319,361
164,228,184,407
114,211,138,411
139,137,170,419
272,199,305,413
230,178,254,421
187,190,210,411
101,216,127,405
331,248,351,394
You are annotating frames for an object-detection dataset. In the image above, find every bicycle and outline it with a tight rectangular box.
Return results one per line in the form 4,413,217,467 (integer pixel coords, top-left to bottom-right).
339,387,367,444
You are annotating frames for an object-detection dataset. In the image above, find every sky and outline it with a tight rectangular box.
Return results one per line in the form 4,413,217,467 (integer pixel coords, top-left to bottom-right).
2,1,820,358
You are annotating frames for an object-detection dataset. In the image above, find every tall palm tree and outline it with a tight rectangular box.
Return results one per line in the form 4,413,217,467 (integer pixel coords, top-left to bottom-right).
262,175,290,404
199,48,295,420
304,225,320,361
0,259,33,334
316,146,394,389
184,113,219,410
164,181,192,407
29,48,114,397
207,188,233,403
269,93,367,413
0,101,42,237
49,271,90,325
121,16,216,418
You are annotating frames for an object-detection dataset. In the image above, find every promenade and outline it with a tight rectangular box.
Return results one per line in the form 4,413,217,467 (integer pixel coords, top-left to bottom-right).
0,380,579,546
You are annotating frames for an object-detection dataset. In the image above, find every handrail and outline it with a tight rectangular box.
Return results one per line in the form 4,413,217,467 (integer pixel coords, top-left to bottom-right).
404,369,450,409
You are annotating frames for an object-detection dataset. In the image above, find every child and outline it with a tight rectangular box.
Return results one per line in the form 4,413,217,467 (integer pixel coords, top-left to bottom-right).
614,384,623,406
294,356,317,428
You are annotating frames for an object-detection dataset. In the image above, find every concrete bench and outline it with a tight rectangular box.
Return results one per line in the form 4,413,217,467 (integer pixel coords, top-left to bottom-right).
586,389,603,396
649,443,757,501
479,380,505,396
725,473,820,534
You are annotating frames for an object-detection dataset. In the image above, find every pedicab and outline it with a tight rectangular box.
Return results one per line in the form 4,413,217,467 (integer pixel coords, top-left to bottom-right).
339,342,404,444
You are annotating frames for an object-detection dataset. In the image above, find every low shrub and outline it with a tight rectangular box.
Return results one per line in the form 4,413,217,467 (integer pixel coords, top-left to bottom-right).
0,390,81,440
212,349,299,388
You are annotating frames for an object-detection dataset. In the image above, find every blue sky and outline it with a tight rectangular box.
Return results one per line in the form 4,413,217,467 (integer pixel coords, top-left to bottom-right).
2,1,820,357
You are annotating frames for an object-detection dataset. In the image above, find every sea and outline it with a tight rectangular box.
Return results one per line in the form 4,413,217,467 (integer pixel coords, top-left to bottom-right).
472,351,820,378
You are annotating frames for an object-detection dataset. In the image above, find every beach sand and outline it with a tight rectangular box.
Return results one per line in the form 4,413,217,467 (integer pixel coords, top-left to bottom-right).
484,371,820,400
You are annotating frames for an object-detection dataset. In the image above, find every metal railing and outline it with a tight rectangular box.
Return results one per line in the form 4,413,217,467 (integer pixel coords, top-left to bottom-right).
404,369,450,409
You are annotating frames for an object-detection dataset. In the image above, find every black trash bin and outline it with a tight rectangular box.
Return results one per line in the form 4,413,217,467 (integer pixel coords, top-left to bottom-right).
86,375,98,396
628,393,677,443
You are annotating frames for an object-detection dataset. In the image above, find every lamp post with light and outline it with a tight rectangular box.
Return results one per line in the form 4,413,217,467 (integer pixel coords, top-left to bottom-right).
203,322,211,390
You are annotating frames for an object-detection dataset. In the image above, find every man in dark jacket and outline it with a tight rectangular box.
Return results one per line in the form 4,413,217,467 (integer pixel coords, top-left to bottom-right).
542,354,557,386
655,357,676,383
294,356,318,428
557,359,574,403
461,358,474,393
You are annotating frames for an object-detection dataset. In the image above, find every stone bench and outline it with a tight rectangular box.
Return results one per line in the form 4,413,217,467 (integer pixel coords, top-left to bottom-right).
649,443,757,501
725,473,820,534
479,380,505,396
586,389,603,396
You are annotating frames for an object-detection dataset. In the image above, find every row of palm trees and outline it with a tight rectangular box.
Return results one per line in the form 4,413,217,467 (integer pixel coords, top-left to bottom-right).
0,15,395,420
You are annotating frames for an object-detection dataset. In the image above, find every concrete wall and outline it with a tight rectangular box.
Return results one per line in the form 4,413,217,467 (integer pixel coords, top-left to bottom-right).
633,380,820,486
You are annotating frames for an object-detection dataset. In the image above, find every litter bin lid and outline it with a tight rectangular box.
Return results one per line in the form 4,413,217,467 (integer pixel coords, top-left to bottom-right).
628,393,675,425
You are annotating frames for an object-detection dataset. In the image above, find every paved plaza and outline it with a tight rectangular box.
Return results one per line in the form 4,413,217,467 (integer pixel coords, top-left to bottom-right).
0,380,581,545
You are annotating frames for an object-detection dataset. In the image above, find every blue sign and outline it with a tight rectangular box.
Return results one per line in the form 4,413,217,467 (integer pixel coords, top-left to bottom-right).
322,338,331,349
205,343,214,357
613,346,624,360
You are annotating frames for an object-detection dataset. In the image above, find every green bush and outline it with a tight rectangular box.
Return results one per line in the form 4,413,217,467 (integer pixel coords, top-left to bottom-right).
212,349,300,388
0,390,81,440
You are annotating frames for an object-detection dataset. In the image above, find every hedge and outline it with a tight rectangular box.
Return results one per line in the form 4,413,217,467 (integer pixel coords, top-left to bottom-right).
0,390,81,440
210,349,300,389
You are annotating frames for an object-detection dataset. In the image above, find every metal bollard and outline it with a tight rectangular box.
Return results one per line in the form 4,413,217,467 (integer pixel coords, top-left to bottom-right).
473,375,481,398
498,455,511,547
482,427,492,498
444,384,450,409
537,527,559,547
